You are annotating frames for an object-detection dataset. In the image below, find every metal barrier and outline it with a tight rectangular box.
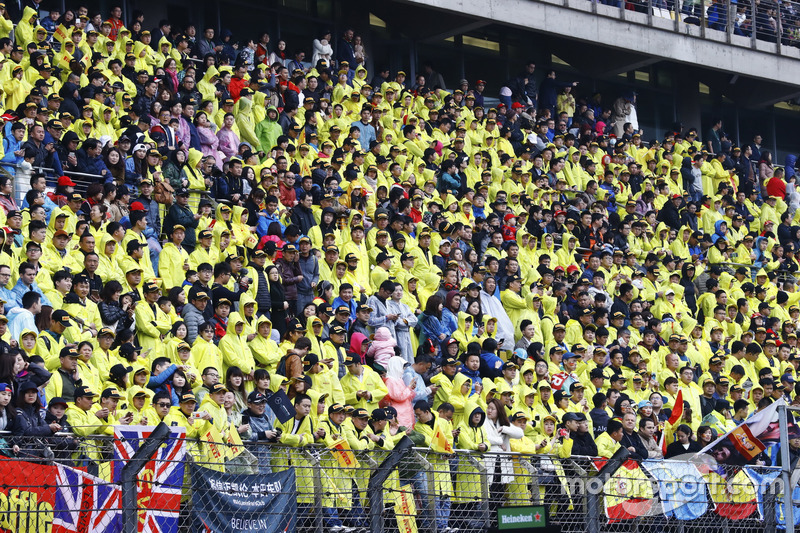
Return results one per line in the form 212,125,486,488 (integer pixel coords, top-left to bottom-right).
0,430,794,533
568,0,800,55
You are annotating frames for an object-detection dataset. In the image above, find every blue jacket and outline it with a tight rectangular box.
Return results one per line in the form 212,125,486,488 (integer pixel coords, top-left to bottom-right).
1,136,23,170
11,280,51,308
21,194,58,222
438,171,461,195
403,366,431,403
351,120,376,148
256,210,285,236
458,366,482,393
441,308,459,336
419,313,447,348
479,351,504,379
147,364,178,397
332,296,358,322
76,150,112,182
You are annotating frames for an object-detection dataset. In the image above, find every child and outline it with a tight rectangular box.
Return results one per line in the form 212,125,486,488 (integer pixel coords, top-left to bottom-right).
158,296,178,323
45,396,78,460
366,326,398,369
183,269,198,288
148,356,179,397
501,212,518,241
15,147,36,196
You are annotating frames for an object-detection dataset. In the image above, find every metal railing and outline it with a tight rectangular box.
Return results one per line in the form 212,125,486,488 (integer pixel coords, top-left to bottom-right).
0,429,795,533
559,0,800,56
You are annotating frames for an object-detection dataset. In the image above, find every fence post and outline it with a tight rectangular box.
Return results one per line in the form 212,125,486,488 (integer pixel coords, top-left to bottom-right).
726,0,734,43
780,404,795,533
366,437,414,533
586,478,601,533
521,460,540,505
120,422,171,533
420,453,438,532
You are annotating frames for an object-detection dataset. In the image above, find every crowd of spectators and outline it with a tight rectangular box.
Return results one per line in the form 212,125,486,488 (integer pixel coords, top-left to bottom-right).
0,2,799,532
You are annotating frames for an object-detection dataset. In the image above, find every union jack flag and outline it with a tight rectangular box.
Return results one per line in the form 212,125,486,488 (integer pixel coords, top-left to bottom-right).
51,465,122,533
85,474,122,533
113,426,187,533
52,466,83,533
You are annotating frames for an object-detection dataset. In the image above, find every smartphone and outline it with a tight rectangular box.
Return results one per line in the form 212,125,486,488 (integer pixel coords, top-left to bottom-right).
241,415,250,425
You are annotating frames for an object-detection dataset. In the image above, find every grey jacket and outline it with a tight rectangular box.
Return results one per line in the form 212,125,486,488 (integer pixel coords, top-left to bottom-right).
181,302,205,344
297,253,319,296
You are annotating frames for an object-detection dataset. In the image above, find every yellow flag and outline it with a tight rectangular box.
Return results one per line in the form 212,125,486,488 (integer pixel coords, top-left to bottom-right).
330,439,359,470
200,425,226,472
226,422,244,459
432,424,453,454
393,484,418,533
54,24,69,42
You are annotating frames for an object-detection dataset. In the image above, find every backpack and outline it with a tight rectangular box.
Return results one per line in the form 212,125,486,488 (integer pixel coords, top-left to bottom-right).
275,354,288,378
153,177,175,205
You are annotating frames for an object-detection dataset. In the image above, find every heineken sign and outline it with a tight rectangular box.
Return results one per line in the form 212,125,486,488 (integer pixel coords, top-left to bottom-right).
497,505,547,529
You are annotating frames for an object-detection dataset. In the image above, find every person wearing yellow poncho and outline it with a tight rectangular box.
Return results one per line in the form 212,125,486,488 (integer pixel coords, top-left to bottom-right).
275,394,326,506
134,280,172,354
61,276,102,343
219,312,256,376
159,225,191,291
340,352,387,410
4,65,32,111
125,385,155,425
249,316,281,373
235,93,262,152
193,321,224,376
500,275,538,341
596,419,624,458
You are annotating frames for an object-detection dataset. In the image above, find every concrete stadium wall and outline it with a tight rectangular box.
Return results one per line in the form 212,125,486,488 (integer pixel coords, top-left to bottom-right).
395,0,800,87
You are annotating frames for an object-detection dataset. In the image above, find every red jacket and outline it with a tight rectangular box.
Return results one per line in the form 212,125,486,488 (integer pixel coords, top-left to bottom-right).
765,176,786,199
229,76,248,102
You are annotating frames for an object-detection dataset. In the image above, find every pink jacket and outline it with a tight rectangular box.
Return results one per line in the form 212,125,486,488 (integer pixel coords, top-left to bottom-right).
367,327,397,368
350,332,369,362
197,126,220,158
381,376,416,428
217,127,240,162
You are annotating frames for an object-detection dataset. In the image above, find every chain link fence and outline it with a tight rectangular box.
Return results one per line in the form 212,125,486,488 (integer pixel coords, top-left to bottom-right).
0,429,795,533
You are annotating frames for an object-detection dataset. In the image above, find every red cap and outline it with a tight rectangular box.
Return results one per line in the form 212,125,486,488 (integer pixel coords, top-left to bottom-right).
567,265,580,274
672,194,681,199
476,80,486,85
511,102,525,109
130,201,146,211
58,176,76,186
554,210,567,217
504,213,516,222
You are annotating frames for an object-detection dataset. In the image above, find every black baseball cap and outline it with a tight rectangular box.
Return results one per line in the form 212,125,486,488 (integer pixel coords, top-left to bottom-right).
247,391,267,404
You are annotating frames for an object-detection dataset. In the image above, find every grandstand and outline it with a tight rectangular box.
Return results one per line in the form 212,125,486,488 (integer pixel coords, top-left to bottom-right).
0,0,798,532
